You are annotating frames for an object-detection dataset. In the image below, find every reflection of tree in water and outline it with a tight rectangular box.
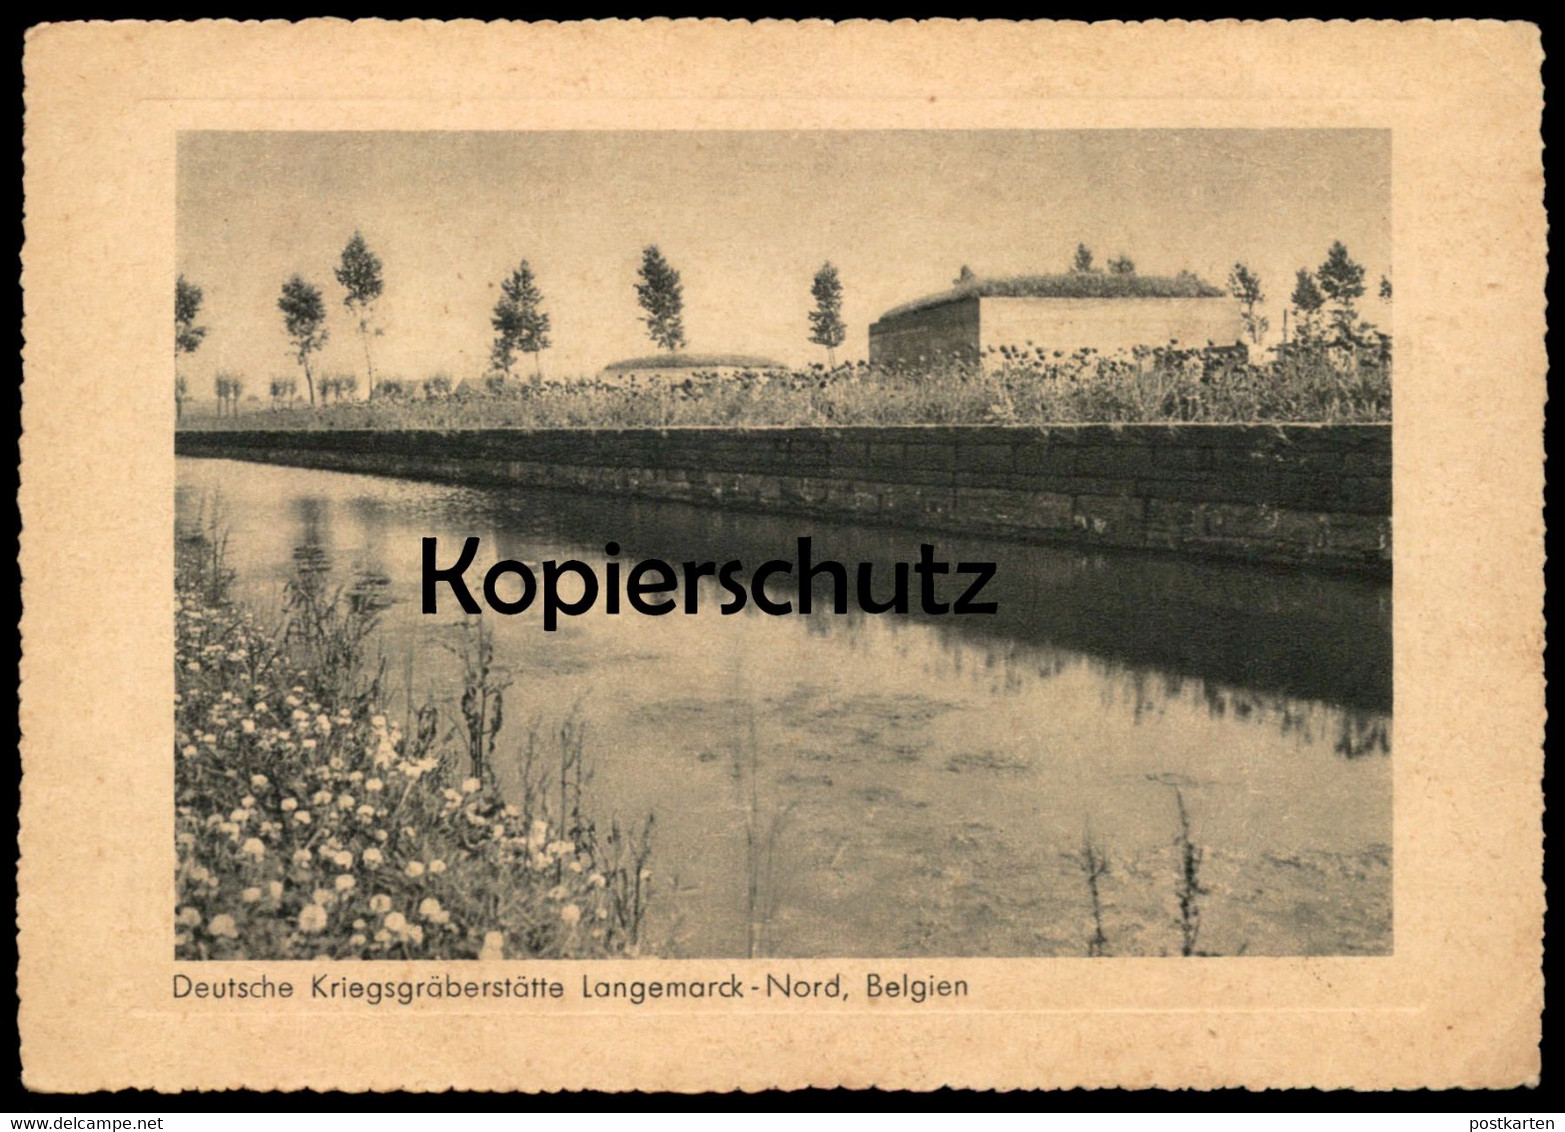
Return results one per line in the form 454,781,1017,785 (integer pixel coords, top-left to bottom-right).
920,628,1390,758
287,494,394,616
1334,712,1391,759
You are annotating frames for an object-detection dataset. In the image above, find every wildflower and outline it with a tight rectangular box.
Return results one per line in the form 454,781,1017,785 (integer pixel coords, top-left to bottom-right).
384,911,408,934
187,661,202,672
208,914,239,940
254,702,268,714
302,739,317,750
349,934,367,947
230,809,252,824
250,774,268,788
281,798,298,812
427,859,446,875
362,848,384,869
181,745,198,759
588,873,606,889
357,805,376,820
462,777,482,794
405,861,425,878
241,887,262,904
240,795,255,808
267,881,284,900
297,904,328,933
365,778,384,793
548,885,570,901
406,925,424,945
369,894,393,914
240,838,266,860
316,714,332,735
479,932,505,961
560,904,582,926
242,720,256,735
312,888,335,907
176,906,201,928
418,897,449,925
187,865,211,885
293,811,312,826
293,848,312,865
334,850,353,869
337,794,355,811
335,875,356,893
313,790,333,807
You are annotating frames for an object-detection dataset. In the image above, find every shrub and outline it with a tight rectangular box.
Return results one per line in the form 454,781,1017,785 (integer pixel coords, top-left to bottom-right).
178,345,1389,432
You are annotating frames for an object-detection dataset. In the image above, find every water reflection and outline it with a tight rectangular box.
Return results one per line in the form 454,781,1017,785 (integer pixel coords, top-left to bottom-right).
177,457,1393,958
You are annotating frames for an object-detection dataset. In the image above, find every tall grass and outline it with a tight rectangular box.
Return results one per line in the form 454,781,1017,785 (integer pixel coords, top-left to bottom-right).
1169,786,1209,958
1075,822,1112,958
178,347,1391,432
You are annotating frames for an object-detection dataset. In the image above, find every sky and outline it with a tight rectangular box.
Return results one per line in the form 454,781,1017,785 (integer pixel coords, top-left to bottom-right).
177,130,1390,389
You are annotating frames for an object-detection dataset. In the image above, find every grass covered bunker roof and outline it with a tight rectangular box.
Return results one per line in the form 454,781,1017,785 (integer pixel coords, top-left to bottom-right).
876,271,1228,323
603,353,787,372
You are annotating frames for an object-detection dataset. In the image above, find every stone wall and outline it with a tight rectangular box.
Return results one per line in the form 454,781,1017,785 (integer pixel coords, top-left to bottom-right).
177,424,1391,575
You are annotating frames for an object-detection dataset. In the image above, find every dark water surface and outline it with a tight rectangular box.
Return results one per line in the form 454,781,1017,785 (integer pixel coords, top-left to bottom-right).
177,457,1392,958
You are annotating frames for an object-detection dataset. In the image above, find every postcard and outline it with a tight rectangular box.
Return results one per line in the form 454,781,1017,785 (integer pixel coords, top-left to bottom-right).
19,19,1545,1092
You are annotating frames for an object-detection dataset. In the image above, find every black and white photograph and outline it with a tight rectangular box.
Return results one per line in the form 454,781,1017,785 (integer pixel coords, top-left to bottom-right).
19,18,1543,1094
173,129,1393,962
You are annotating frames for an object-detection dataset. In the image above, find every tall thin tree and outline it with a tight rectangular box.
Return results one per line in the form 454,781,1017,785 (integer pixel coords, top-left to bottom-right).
278,275,329,406
1227,263,1270,346
808,262,847,368
1289,268,1326,345
635,245,686,355
491,260,552,379
175,275,207,421
335,231,384,390
1316,241,1367,347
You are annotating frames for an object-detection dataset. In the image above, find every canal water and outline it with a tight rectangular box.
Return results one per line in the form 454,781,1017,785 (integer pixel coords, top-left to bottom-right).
176,457,1392,958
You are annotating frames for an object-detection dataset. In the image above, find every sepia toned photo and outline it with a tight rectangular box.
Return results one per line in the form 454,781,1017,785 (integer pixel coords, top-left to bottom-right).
19,20,1543,1093
172,129,1393,963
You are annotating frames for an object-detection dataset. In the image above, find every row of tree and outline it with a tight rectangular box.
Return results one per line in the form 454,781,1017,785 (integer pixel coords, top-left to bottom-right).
175,238,851,409
1228,242,1389,353
174,235,1386,411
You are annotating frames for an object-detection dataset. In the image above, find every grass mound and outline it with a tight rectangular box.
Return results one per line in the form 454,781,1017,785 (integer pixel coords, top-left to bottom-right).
603,353,787,371
877,272,1228,322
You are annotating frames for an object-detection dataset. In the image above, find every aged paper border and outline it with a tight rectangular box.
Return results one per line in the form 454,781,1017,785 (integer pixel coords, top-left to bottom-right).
19,20,1545,1092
